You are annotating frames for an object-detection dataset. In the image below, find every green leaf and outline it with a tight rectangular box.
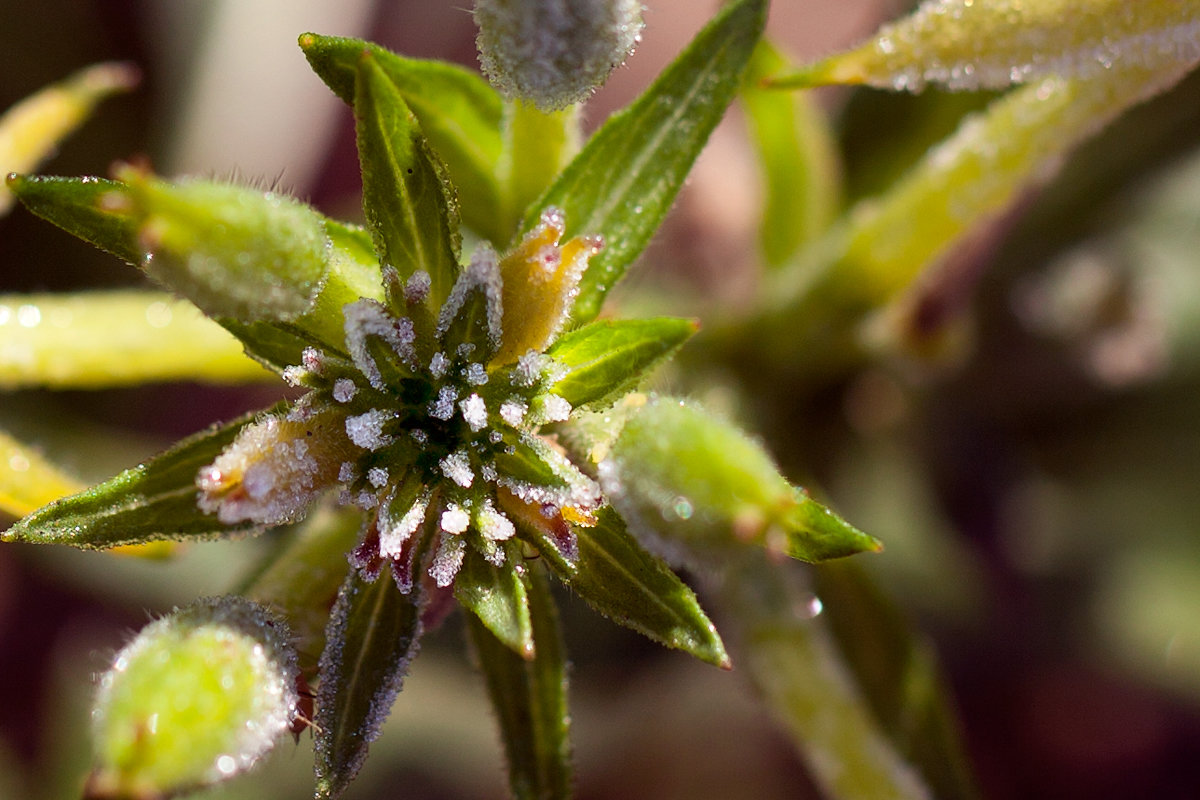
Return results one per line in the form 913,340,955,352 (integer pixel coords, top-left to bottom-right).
812,560,980,800
0,290,270,390
769,0,1200,92
467,564,572,800
605,396,881,561
315,566,425,800
717,550,935,800
742,41,840,268
515,503,729,669
527,0,768,325
7,174,140,262
0,62,139,216
355,52,460,308
300,33,506,244
2,404,283,548
455,543,534,659
544,317,697,409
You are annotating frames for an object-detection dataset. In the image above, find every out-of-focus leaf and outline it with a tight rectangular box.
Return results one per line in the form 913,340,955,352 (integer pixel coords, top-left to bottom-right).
529,0,768,325
455,544,534,659
544,317,697,409
7,174,140,261
512,502,730,669
813,560,979,800
498,101,579,241
718,551,935,800
300,33,506,244
467,564,571,800
603,396,880,561
315,567,425,799
2,405,283,548
0,290,268,389
0,428,85,518
742,41,840,267
0,62,138,215
769,0,1200,92
355,53,460,308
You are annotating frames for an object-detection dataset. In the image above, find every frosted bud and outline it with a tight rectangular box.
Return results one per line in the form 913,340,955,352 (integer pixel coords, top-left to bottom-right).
475,0,644,110
86,596,299,799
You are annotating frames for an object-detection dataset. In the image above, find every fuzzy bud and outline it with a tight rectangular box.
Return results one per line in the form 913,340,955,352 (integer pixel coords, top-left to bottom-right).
475,0,644,109
86,596,299,799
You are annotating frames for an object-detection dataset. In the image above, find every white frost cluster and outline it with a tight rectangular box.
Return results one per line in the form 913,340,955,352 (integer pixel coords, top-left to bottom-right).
344,298,417,390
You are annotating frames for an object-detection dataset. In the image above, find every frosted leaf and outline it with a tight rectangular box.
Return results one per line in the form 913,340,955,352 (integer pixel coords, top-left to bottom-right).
439,449,475,488
345,409,395,451
513,351,547,387
429,385,459,421
379,493,429,559
476,499,515,542
405,270,431,305
332,378,358,403
459,393,488,433
429,532,467,587
436,243,503,348
499,398,528,427
197,413,342,525
344,298,417,390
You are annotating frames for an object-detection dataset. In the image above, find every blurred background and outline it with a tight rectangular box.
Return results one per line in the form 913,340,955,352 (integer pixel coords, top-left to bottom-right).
4,1,1200,798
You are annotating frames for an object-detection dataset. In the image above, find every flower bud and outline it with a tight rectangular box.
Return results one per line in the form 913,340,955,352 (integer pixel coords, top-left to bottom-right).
86,596,299,799
475,0,644,109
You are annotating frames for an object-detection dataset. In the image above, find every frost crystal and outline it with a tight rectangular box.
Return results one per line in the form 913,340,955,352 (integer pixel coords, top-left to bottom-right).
429,352,450,379
429,385,458,421
332,378,357,403
405,270,431,304
440,503,471,534
463,362,488,385
514,351,546,386
476,499,515,542
367,467,389,488
460,393,488,432
439,449,474,488
344,298,417,390
538,394,572,423
346,409,395,451
500,398,528,427
379,493,429,559
429,533,467,587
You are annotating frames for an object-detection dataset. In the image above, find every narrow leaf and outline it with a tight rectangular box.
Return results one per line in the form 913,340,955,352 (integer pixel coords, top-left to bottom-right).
742,41,841,267
544,317,697,409
355,53,460,307
527,0,768,325
300,33,506,243
514,503,729,669
769,0,1200,92
0,62,138,215
455,543,535,659
315,566,425,799
0,290,268,389
2,404,283,548
7,174,140,262
497,101,580,241
0,429,85,519
467,564,572,800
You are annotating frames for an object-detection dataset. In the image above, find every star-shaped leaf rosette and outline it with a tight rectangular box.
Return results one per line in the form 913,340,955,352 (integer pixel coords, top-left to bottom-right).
2,1,878,797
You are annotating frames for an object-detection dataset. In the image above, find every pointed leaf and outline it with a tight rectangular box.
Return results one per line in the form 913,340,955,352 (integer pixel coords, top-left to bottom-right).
769,0,1200,92
2,404,284,548
544,317,697,409
0,429,85,519
467,564,572,800
526,0,768,325
8,174,140,262
742,41,841,267
0,290,268,389
605,396,881,561
315,566,425,799
355,53,460,308
300,33,506,243
0,62,138,215
455,543,534,659
513,503,729,668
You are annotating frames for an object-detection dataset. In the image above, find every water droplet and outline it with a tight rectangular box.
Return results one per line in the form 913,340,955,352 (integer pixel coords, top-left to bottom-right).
671,496,693,520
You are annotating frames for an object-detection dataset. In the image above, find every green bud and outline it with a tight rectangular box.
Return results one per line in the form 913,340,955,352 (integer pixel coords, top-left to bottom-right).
598,395,881,563
474,0,644,110
86,596,299,800
116,165,330,324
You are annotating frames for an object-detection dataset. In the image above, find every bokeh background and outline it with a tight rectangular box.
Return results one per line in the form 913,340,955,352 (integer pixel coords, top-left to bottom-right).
5,1,1200,798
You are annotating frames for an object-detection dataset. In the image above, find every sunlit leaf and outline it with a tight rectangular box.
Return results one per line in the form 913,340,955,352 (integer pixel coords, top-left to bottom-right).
544,317,697,409
769,0,1200,92
497,101,579,240
315,567,425,799
467,564,571,800
529,0,768,324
